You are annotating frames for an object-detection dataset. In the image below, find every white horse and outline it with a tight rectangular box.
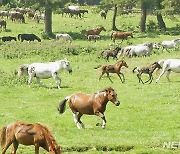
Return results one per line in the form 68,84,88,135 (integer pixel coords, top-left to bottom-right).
161,38,180,51
128,43,158,57
156,59,180,83
18,59,72,89
56,34,73,43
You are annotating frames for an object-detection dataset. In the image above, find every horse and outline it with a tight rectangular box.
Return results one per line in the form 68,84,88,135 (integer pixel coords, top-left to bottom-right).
100,10,107,19
160,38,180,52
97,60,128,83
18,59,72,89
0,20,6,31
18,34,41,42
132,62,162,84
128,42,159,57
10,12,25,23
0,121,61,154
1,36,17,42
57,87,120,129
156,59,180,83
87,35,100,42
56,34,73,43
111,31,133,43
85,26,106,36
99,47,121,61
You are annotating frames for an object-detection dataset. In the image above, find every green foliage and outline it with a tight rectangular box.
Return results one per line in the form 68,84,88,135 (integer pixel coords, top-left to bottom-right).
147,20,158,32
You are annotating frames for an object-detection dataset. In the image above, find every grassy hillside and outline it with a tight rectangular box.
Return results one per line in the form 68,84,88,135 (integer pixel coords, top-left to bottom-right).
0,8,180,153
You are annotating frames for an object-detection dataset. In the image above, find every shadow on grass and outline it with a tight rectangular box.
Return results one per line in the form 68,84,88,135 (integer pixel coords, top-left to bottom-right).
63,145,134,152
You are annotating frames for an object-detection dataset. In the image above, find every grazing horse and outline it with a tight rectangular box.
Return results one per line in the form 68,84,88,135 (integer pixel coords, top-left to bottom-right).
0,20,6,30
156,59,180,83
161,38,180,52
56,34,73,43
111,31,133,43
58,87,120,129
100,10,107,19
10,12,25,23
1,36,17,42
85,26,106,36
18,34,41,42
99,47,121,61
98,60,128,83
0,121,61,154
132,62,162,84
18,59,72,89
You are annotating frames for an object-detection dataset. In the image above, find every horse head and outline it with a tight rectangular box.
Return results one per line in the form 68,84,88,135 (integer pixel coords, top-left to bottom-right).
105,87,120,106
120,60,128,68
152,62,162,69
100,26,106,31
62,59,72,73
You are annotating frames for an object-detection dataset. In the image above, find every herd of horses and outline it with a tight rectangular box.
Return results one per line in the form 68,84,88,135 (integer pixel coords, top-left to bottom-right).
0,6,179,154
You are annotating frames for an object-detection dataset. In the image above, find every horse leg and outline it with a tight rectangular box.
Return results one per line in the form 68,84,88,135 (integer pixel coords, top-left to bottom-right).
117,73,123,83
156,67,167,83
119,72,125,83
107,73,113,83
137,73,144,84
73,112,82,129
36,77,43,87
11,141,19,154
166,70,171,82
99,71,105,81
52,72,61,89
145,73,152,83
77,113,85,128
1,140,13,154
34,144,40,154
95,111,106,129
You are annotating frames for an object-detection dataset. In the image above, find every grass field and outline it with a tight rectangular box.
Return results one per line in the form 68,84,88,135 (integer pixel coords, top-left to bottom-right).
0,7,180,153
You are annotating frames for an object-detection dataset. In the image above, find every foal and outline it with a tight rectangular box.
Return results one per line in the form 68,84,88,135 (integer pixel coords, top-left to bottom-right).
132,62,162,84
99,60,128,83
99,47,121,61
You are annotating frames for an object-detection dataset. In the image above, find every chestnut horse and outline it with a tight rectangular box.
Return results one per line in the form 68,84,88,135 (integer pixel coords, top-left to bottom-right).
98,60,128,83
111,31,133,43
85,26,106,36
0,122,61,154
58,87,120,129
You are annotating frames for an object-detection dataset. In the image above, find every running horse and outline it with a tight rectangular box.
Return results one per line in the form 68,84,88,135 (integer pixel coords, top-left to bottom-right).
85,26,106,36
0,121,61,154
58,87,120,129
98,60,128,83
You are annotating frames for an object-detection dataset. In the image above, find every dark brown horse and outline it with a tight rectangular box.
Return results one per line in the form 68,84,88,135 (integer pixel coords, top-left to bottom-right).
98,60,128,83
85,26,106,36
111,31,133,43
132,62,162,84
0,20,6,30
0,122,61,154
99,47,121,61
58,87,120,129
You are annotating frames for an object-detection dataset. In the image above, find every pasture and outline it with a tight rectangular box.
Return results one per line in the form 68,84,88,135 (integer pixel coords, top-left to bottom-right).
0,7,180,153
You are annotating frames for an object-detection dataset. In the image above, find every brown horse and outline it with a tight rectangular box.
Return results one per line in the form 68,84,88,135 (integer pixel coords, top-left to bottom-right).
0,20,6,31
85,26,106,36
132,62,162,84
58,87,120,129
0,122,61,154
98,60,128,83
111,31,133,43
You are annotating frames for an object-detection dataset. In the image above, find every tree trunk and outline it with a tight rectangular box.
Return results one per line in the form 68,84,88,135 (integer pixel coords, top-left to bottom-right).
156,0,166,31
112,4,119,31
45,7,52,35
157,13,166,31
139,4,147,32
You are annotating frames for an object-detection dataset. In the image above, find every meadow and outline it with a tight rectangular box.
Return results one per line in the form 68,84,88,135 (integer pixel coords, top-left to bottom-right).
0,7,180,153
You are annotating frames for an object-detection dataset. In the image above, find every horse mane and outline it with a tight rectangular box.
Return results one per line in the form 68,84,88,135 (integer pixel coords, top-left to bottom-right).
99,87,114,93
36,123,59,149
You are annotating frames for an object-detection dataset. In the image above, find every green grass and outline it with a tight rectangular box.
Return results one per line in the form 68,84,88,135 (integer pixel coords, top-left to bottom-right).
0,7,180,153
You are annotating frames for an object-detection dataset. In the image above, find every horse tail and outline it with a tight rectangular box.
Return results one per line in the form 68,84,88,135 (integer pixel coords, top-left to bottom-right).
132,67,137,73
18,34,21,41
57,96,70,114
94,65,102,69
0,126,7,147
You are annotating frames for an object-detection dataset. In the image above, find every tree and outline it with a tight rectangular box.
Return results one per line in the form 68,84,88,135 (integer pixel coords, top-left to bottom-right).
18,0,69,36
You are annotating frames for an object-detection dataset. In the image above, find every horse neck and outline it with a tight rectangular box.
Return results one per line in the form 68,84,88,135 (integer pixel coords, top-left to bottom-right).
116,62,123,70
150,64,158,72
95,92,109,105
